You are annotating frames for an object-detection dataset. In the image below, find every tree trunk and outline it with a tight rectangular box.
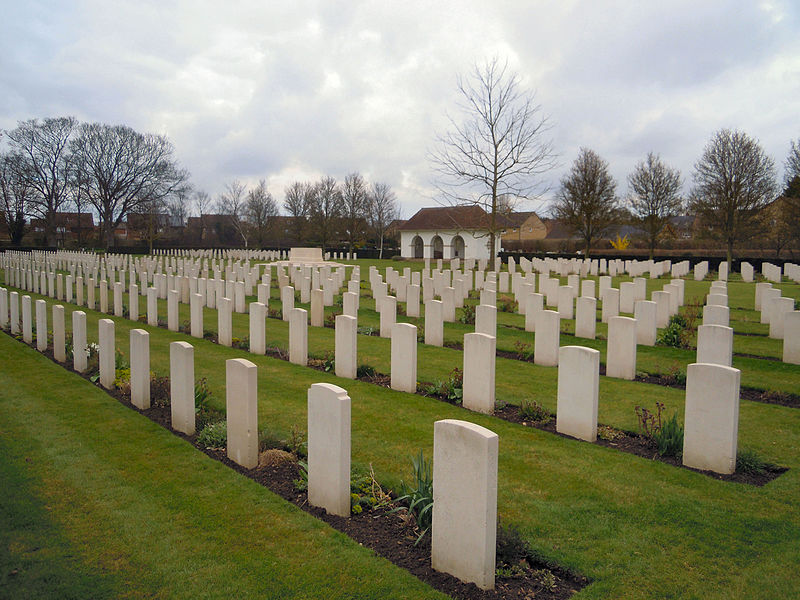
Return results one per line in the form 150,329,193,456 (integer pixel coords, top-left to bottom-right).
726,240,733,272
379,232,384,259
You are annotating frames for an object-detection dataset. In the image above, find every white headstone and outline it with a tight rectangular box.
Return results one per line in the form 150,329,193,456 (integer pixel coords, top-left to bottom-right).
307,383,351,517
170,341,195,435
556,345,600,441
226,358,258,469
391,323,418,393
462,333,496,414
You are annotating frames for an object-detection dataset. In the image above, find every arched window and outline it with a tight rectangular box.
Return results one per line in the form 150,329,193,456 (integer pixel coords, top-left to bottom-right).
431,235,444,259
412,235,424,258
451,235,465,259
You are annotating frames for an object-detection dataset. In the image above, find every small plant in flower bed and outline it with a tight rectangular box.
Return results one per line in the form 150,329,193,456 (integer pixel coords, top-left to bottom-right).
391,450,433,544
194,377,222,429
231,336,249,350
497,294,518,313
114,368,131,394
657,312,697,349
203,329,218,343
635,402,684,458
420,368,463,403
597,425,625,441
180,320,191,334
357,326,376,336
458,303,476,325
356,363,377,379
736,448,770,475
324,313,337,327
495,523,560,589
268,307,281,319
197,421,227,449
416,326,425,343
149,374,171,408
663,362,687,386
513,340,534,361
518,399,551,424
350,467,392,515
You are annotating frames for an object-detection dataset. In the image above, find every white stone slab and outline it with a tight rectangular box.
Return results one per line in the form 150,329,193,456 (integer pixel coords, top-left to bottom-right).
307,383,351,517
556,345,600,441
226,358,258,469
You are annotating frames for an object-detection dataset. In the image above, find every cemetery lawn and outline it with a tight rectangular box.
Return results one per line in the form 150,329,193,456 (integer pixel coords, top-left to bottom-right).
4,265,800,598
0,333,447,600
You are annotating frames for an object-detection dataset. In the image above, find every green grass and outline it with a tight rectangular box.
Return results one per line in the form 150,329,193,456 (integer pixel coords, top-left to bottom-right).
3,262,800,598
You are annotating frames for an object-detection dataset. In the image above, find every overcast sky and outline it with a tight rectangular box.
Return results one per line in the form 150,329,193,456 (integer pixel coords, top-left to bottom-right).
2,0,799,219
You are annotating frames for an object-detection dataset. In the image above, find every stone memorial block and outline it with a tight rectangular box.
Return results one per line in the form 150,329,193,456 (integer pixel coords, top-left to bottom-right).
342,291,358,318
425,300,444,347
707,293,727,307
22,295,32,343
620,281,636,313
534,310,560,367
218,297,233,346
281,285,295,321
524,293,543,332
462,333,496,414
226,358,259,469
769,296,795,339
35,299,47,351
652,290,670,328
307,383,351,517
130,329,150,409
754,282,772,311
442,287,456,322
601,287,620,323
257,283,270,305
696,324,733,367
702,304,729,327
190,293,203,338
581,279,596,298
379,296,397,338
683,363,740,475
335,315,357,379
52,305,65,363
783,312,800,364
0,288,6,330
475,304,497,337
406,284,420,318
72,311,88,372
147,287,158,326
310,288,324,327
99,280,109,313
606,316,637,380
66,275,73,303
759,288,781,324
575,296,597,339
432,419,498,591
98,318,115,390
290,308,308,366
114,282,124,317
391,323,418,393
170,341,195,436
167,289,179,331
634,300,657,346
129,284,139,321
556,345,600,441
249,302,266,354
9,291,19,334
480,289,496,307
557,286,574,320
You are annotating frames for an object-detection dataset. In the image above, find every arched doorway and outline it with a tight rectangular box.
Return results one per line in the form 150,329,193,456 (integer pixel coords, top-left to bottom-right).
451,235,465,259
412,235,424,258
432,235,444,259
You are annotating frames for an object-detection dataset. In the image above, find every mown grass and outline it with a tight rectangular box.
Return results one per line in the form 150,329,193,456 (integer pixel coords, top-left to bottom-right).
3,262,800,598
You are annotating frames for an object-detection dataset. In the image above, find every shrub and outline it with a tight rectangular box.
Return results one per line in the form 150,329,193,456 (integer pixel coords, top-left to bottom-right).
736,448,768,475
496,522,531,568
459,303,476,325
597,425,624,441
393,450,434,544
653,413,683,458
356,364,376,378
197,421,227,449
519,399,551,424
350,467,392,515
150,374,171,407
657,313,695,349
497,295,518,313
513,340,534,361
194,377,221,429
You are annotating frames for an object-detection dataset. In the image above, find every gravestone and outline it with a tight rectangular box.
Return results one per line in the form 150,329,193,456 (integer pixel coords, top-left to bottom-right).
226,358,258,469
475,304,497,337
190,293,204,338
696,324,733,367
130,329,150,409
556,345,600,441
98,318,115,390
575,296,596,339
218,297,233,347
52,305,65,363
534,310,560,367
308,383,351,517
425,300,444,347
606,316,637,380
249,302,266,354
783,312,800,364
290,308,308,365
170,341,195,435
35,299,47,352
73,311,88,372
633,300,657,346
391,323,418,393
335,315,357,379
462,333,496,414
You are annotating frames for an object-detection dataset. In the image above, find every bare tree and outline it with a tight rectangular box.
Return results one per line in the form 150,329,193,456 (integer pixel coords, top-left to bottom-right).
367,181,398,259
244,179,279,248
168,185,192,227
283,181,311,243
551,148,619,256
690,129,778,267
68,163,92,246
308,176,343,252
341,172,368,253
780,139,800,253
0,153,31,245
70,122,188,248
4,117,77,245
627,152,683,259
215,180,249,247
193,189,211,217
429,58,557,256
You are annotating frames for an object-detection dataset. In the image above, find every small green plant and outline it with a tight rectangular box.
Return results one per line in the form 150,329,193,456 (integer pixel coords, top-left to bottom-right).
653,412,683,458
513,340,534,361
518,399,551,424
458,303,476,325
392,450,434,545
497,294,518,313
736,448,768,475
657,313,696,349
322,352,335,372
197,421,227,449
356,364,377,378
597,425,625,441
635,402,664,438
194,377,221,429
357,326,376,336
664,362,687,386
294,459,308,491
496,522,531,568
350,466,392,515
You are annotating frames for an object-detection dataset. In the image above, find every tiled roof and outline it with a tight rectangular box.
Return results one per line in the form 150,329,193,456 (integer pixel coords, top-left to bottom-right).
398,205,511,231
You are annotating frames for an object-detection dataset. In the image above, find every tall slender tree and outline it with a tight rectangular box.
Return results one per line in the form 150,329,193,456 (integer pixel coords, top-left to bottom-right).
308,176,343,252
283,181,312,244
0,153,31,245
627,152,683,259
430,58,557,256
551,148,619,256
341,172,368,253
690,129,777,268
367,181,398,259
5,117,77,245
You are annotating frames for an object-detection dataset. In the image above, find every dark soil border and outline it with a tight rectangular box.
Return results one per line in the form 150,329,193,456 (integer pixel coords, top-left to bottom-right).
5,329,590,600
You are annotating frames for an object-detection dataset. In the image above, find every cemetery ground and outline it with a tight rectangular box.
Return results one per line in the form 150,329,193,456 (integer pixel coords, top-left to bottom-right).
2,260,800,599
